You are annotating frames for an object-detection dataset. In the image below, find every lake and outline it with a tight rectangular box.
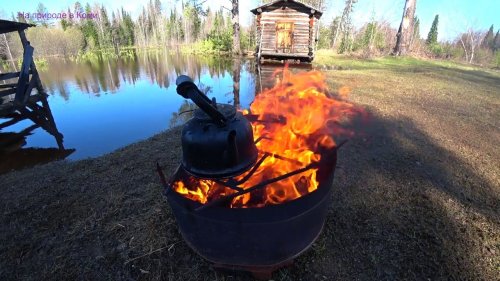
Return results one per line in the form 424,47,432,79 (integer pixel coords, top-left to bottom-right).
1,52,268,167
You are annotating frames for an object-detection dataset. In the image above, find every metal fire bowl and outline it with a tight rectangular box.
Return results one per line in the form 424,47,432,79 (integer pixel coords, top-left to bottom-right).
164,151,336,267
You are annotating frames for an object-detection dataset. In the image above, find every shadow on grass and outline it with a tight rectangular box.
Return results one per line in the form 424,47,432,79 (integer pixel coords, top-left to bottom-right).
292,113,498,280
434,65,500,90
124,110,498,280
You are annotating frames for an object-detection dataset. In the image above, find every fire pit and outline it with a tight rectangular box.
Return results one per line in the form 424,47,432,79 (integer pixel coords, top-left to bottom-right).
158,68,362,279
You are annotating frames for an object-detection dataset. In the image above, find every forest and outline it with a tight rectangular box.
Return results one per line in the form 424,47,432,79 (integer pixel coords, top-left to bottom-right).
0,0,499,67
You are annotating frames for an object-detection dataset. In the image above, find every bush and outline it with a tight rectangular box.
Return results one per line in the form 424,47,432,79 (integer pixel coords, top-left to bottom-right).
428,43,444,57
25,27,84,57
494,51,500,68
207,30,232,52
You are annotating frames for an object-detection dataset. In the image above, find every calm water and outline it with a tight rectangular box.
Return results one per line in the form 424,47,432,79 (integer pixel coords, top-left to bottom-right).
2,52,262,162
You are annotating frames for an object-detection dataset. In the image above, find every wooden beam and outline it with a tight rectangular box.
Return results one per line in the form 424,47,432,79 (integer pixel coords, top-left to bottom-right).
0,114,28,129
18,29,29,48
0,88,16,97
14,44,33,104
0,82,20,89
23,78,37,104
0,101,15,116
0,72,21,81
308,15,314,57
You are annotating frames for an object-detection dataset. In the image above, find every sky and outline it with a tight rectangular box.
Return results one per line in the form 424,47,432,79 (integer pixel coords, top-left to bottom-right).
1,0,499,42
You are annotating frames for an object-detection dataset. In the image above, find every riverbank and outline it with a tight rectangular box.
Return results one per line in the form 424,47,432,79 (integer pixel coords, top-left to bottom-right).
1,56,499,280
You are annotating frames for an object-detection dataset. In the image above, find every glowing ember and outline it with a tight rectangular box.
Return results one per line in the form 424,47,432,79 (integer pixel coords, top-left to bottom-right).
173,66,364,208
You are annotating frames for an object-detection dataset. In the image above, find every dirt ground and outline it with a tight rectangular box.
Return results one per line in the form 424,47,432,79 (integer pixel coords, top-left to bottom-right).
1,56,499,280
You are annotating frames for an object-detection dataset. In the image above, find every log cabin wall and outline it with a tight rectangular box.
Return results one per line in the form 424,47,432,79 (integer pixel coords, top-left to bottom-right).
252,0,322,61
260,8,314,56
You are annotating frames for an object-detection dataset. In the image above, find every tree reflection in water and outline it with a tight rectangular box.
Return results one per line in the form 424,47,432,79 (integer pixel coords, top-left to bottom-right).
0,51,266,161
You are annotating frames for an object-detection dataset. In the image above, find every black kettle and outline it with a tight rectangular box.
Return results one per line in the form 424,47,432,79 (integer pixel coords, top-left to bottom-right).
175,75,258,179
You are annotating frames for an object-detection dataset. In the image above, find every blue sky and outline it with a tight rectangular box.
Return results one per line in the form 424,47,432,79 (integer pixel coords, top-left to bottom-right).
1,0,498,42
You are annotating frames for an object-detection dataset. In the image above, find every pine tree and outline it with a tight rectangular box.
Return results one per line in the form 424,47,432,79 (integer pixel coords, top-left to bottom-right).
102,6,112,47
494,30,500,52
111,11,120,52
481,25,494,50
426,14,439,45
36,3,49,27
121,9,135,46
80,4,100,49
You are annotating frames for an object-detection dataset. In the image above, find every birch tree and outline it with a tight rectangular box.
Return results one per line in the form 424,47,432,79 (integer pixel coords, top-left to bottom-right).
231,0,241,55
333,0,356,51
459,28,483,63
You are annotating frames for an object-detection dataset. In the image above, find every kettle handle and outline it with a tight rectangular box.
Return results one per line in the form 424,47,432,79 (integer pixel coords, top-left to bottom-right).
176,75,227,126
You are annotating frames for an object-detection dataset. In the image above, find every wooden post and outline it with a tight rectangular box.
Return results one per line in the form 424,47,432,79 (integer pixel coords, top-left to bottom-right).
308,15,314,57
256,13,262,61
14,44,32,104
18,29,64,149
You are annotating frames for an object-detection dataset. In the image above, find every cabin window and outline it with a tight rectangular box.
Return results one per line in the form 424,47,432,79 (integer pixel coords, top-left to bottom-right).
276,22,293,53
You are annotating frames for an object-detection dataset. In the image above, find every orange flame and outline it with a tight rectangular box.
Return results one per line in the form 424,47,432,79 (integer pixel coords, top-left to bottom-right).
173,66,364,208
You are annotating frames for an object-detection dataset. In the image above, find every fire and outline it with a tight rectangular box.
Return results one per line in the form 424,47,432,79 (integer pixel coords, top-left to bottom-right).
173,66,364,208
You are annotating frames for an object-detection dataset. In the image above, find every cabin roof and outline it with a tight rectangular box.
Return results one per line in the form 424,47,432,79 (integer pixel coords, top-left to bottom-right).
0,19,35,34
251,0,323,19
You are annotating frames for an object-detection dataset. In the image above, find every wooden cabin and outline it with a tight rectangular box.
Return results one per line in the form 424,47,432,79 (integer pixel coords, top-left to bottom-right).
251,0,323,63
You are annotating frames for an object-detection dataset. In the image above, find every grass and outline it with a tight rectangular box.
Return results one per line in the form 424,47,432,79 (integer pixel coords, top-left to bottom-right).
0,54,499,280
315,49,500,73
311,53,499,280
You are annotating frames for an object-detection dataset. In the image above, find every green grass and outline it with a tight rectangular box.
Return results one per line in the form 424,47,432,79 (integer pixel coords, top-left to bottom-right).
314,49,499,74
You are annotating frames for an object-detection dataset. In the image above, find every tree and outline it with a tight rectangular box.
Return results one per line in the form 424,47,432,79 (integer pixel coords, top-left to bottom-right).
426,14,439,45
73,2,83,25
409,16,420,49
182,2,201,44
97,6,112,47
393,0,417,56
60,8,74,31
80,4,100,49
121,9,135,46
329,16,340,47
36,3,49,27
494,30,500,52
481,25,494,50
231,0,241,55
1,33,16,71
317,21,332,49
334,0,356,52
458,27,483,63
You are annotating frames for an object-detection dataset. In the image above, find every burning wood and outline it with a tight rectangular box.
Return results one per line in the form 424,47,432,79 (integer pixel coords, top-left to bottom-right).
172,66,365,208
